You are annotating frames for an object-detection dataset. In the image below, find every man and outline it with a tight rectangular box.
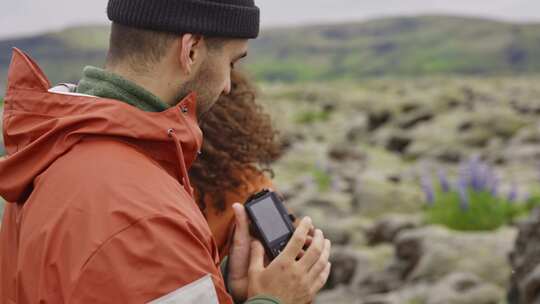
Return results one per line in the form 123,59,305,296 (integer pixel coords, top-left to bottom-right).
0,0,331,303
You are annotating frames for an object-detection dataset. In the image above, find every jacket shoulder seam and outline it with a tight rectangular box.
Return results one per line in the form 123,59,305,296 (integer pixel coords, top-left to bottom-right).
69,213,188,300
79,214,163,269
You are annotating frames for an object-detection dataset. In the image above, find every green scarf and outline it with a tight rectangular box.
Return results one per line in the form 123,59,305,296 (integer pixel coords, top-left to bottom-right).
76,66,170,112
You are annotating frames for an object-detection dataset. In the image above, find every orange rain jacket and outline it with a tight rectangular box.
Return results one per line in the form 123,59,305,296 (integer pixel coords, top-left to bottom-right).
0,49,236,303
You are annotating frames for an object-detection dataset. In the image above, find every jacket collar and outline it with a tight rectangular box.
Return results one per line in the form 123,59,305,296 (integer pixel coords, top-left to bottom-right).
0,48,202,203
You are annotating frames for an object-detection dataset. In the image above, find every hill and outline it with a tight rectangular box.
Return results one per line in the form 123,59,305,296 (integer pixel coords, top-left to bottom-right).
249,15,540,81
1,16,540,94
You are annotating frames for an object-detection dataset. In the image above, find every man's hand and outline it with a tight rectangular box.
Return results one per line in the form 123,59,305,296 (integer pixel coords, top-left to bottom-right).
227,203,253,302
247,217,332,304
228,204,331,303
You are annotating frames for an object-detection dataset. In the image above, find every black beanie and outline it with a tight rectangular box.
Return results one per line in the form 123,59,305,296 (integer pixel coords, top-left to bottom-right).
107,0,260,39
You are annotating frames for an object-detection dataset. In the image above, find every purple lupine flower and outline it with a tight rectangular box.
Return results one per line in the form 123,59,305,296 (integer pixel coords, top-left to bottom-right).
489,175,500,197
476,163,490,191
508,183,518,203
468,156,484,192
458,162,470,189
482,166,496,193
457,180,470,211
438,168,451,192
421,174,435,206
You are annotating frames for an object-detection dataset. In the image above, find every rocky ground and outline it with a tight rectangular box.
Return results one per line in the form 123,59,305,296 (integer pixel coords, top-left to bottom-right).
2,76,540,303
257,76,540,304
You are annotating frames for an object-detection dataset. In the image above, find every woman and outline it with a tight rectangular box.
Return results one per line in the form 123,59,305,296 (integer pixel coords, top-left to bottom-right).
190,71,283,261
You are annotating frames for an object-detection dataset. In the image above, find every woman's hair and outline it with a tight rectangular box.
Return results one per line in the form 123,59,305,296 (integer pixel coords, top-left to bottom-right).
189,71,282,212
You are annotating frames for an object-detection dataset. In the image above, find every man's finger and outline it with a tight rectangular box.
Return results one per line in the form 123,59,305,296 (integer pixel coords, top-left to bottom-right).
303,236,313,249
307,226,315,237
249,241,265,272
310,262,332,295
308,239,331,280
229,203,252,281
281,217,312,261
232,203,250,246
296,249,306,261
298,229,324,270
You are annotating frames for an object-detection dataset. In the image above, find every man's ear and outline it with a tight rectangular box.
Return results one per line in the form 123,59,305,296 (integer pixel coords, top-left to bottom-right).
179,34,204,75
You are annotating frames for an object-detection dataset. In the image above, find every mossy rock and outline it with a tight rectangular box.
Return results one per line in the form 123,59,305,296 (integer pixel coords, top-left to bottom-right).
396,226,517,288
352,177,424,218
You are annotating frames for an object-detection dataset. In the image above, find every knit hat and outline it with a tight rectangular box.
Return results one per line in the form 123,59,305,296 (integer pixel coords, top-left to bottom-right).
107,0,260,39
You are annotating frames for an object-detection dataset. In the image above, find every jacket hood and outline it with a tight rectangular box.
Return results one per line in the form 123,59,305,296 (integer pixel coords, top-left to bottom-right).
0,48,203,203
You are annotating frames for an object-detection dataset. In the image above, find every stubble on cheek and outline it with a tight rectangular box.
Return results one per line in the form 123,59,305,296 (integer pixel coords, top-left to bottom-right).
195,70,225,121
180,56,227,122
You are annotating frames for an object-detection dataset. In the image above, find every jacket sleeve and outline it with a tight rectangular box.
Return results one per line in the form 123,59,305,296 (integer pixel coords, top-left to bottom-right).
220,257,282,304
68,214,234,304
245,296,282,304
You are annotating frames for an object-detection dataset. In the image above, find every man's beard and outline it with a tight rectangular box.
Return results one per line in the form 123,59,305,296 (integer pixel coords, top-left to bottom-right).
175,63,221,123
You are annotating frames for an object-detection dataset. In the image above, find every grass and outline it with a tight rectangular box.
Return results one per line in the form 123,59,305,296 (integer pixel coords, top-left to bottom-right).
424,188,525,231
422,158,533,231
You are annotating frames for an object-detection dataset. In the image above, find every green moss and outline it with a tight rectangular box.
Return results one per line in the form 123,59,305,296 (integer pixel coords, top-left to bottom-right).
294,110,331,124
312,167,332,192
249,60,328,82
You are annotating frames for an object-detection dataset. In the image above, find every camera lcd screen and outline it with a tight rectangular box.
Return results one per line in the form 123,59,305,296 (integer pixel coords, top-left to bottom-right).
251,196,290,242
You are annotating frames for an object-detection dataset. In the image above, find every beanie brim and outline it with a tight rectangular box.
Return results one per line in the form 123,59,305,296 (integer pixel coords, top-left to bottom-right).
107,0,260,39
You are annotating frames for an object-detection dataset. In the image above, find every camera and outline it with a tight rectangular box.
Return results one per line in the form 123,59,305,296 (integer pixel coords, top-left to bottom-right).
245,189,295,260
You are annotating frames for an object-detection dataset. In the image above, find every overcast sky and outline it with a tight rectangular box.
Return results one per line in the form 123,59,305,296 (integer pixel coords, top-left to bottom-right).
1,0,540,39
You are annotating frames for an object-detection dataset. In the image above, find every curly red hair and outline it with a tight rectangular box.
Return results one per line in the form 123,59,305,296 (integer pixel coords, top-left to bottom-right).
189,71,282,212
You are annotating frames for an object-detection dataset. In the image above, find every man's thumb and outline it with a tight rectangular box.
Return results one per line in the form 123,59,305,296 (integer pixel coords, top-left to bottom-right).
232,203,248,229
249,241,265,271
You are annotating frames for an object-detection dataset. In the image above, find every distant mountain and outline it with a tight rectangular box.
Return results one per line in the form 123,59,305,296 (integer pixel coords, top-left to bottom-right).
1,15,540,94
